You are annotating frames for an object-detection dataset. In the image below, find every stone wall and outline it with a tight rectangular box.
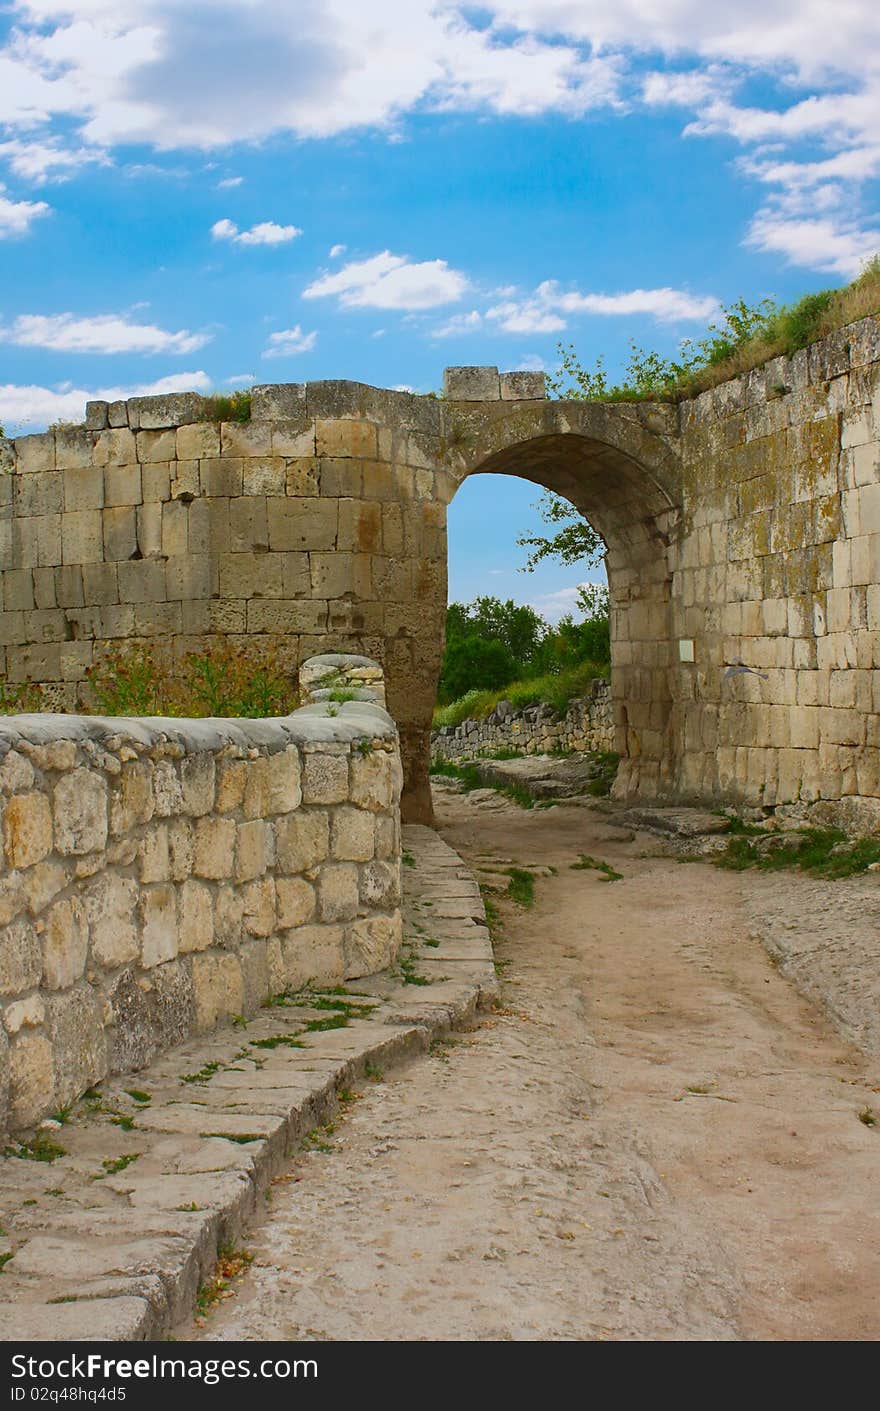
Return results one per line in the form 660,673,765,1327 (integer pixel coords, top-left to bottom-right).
0,384,450,825
3,319,880,828
0,657,402,1137
431,677,613,762
664,319,880,823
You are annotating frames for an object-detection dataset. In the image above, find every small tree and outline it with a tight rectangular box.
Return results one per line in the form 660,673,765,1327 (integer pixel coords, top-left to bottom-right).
439,634,518,703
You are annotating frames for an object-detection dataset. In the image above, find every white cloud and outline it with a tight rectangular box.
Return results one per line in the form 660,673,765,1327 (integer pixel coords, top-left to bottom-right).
528,580,606,625
431,310,484,338
329,243,346,258
211,217,301,246
262,325,318,358
1,1,879,280
479,280,717,334
0,137,108,183
304,250,468,310
0,370,212,435
485,298,566,335
216,175,243,189
0,311,210,355
0,2,626,150
544,282,719,322
226,372,255,385
0,184,50,236
745,213,880,277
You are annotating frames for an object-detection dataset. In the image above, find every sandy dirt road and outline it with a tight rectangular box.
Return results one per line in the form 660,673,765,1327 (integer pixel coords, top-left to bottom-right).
190,784,880,1342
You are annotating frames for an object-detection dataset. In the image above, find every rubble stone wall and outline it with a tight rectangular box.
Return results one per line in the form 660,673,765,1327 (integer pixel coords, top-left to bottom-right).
0,658,402,1137
431,678,613,762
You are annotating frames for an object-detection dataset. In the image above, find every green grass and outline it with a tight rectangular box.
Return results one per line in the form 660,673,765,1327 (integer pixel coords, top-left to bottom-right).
506,868,536,907
201,390,252,423
0,1252,14,1272
571,854,623,882
85,640,298,719
433,660,607,728
249,1035,305,1050
100,1153,139,1176
5,1133,66,1163
550,258,880,405
715,827,880,879
428,758,535,809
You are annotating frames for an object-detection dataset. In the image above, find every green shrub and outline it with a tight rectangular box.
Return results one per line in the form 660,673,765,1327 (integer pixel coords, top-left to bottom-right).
433,659,606,728
201,390,252,424
85,641,297,718
0,680,44,714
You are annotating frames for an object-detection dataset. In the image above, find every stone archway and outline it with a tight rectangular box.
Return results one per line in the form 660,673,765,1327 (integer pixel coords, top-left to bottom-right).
436,399,683,809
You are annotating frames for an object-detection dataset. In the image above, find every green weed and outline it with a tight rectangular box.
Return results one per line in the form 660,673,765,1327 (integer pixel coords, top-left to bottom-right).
571,854,623,882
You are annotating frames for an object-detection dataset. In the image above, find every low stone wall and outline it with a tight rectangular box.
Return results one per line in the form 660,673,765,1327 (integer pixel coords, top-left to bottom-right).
0,656,402,1137
431,677,613,762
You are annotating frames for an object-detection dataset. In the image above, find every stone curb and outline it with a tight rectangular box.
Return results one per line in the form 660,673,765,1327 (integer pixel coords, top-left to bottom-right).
0,824,496,1341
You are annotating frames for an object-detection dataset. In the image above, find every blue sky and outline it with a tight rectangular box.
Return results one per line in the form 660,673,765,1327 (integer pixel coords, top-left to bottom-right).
1,2,878,619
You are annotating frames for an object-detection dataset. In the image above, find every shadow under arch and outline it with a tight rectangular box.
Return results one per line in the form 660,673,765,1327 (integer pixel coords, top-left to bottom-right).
447,413,684,803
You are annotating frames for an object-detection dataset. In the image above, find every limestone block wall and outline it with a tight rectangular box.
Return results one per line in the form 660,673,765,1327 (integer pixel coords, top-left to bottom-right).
0,383,449,825
0,664,402,1137
3,323,880,827
669,316,880,824
431,678,613,762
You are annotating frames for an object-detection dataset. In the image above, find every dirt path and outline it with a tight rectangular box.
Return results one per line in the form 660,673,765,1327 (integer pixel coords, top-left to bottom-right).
190,785,880,1342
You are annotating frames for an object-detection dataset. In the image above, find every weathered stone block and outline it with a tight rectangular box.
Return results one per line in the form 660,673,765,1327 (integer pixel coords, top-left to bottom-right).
191,952,244,1033
359,859,401,908
443,366,500,400
193,816,236,879
500,370,546,400
109,763,154,837
2,993,44,1035
316,419,377,458
178,880,214,954
278,924,345,989
216,758,247,812
275,876,315,929
350,750,397,811
9,1030,55,1128
0,917,42,996
267,747,302,814
54,769,108,854
235,819,270,882
221,421,272,457
250,383,307,420
266,496,337,551
140,884,178,967
3,791,52,869
43,896,89,989
140,824,170,883
45,984,107,1110
242,877,275,936
343,912,402,979
128,392,205,430
316,863,359,921
302,750,349,804
85,872,140,966
180,754,216,816
274,809,329,873
330,805,376,861
213,885,244,948
61,510,103,565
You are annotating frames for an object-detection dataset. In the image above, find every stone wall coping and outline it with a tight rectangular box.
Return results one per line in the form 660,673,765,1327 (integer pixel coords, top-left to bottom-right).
0,698,395,757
